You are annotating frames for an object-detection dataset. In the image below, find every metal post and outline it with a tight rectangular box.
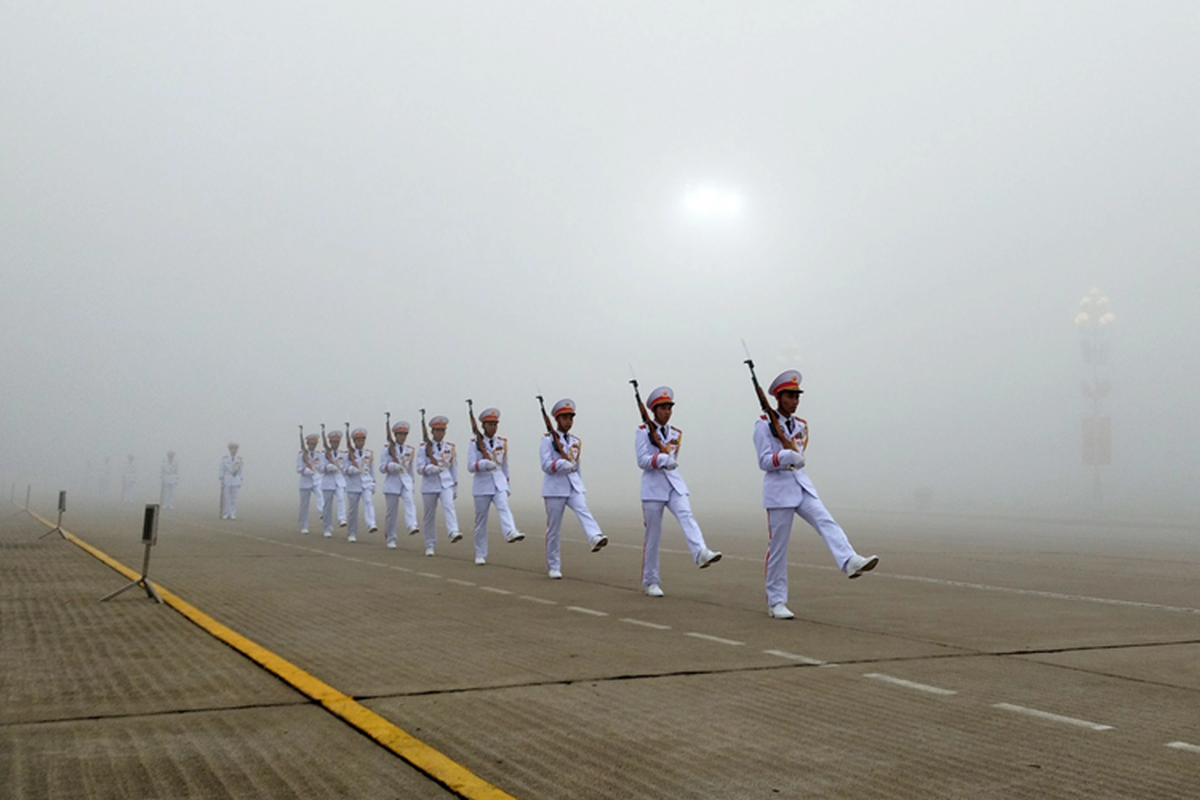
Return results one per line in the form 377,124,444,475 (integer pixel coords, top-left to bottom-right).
99,504,163,604
38,490,68,540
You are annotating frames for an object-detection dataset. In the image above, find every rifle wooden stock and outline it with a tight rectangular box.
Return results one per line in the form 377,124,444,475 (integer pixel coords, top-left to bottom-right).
345,422,359,470
536,395,569,460
419,409,434,461
466,399,491,460
300,425,315,472
745,360,799,452
385,411,398,462
629,379,670,454
320,423,335,464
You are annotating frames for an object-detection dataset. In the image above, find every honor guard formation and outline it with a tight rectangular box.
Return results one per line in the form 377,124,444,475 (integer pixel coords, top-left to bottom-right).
283,367,878,617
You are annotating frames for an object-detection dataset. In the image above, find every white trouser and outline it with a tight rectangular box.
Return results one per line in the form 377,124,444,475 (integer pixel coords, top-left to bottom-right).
333,484,346,523
299,487,320,530
384,488,418,544
222,484,240,518
421,488,459,549
641,491,708,586
473,492,517,559
346,487,376,538
160,483,176,509
321,489,338,534
765,492,856,607
543,493,603,572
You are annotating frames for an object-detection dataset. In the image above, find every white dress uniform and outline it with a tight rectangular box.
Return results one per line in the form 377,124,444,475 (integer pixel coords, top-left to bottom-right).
219,448,244,519
318,447,343,536
297,444,324,533
635,388,720,593
342,432,376,542
416,420,460,553
159,455,179,509
755,370,876,617
467,414,523,563
121,457,137,503
540,398,605,577
330,440,348,526
379,433,419,547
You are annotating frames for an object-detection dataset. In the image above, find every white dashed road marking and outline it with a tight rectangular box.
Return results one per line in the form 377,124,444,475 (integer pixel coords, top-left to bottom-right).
1166,741,1200,754
685,632,743,646
863,673,957,696
446,579,475,586
416,572,442,579
993,703,1113,731
519,595,557,605
566,606,608,617
763,650,827,666
480,587,513,595
620,618,672,630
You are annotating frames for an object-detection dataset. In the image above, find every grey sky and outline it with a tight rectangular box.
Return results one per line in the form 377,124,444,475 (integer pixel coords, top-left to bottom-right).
3,2,1198,517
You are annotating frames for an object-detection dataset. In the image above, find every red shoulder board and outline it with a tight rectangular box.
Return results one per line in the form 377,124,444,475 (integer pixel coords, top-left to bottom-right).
760,414,768,421
638,424,646,430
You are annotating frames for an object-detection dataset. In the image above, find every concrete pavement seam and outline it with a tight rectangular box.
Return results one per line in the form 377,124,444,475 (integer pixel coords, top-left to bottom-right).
27,508,521,800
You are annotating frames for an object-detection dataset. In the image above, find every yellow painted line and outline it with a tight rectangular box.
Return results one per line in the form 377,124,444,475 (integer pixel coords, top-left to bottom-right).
29,509,518,800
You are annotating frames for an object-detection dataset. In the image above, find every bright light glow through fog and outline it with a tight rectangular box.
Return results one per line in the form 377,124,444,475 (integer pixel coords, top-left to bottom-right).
682,186,743,217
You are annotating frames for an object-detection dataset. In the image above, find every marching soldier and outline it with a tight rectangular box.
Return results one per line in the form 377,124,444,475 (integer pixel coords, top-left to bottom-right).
343,427,378,543
379,420,420,549
318,431,343,537
297,433,323,534
327,429,348,527
219,443,244,519
466,407,525,565
540,398,606,579
159,451,179,509
635,386,721,598
416,415,461,556
755,370,878,619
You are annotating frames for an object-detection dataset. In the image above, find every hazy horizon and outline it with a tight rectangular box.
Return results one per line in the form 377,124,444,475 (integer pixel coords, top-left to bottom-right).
4,2,1199,523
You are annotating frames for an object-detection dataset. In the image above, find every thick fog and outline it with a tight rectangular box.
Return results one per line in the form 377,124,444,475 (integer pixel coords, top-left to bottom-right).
3,2,1199,520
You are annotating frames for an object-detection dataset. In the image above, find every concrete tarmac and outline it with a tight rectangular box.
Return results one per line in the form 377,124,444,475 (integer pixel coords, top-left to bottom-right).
3,498,1198,798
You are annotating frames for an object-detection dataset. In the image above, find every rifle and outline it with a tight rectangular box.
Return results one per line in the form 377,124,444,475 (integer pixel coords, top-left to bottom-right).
299,425,315,472
466,399,492,461
385,411,398,462
741,340,799,453
536,393,569,460
628,368,669,454
419,408,434,462
344,421,359,471
320,422,334,462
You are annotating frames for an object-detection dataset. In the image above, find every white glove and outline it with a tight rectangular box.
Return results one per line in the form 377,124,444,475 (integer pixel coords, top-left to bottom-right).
423,464,439,476
556,460,577,474
478,459,496,472
778,449,805,468
656,454,678,470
